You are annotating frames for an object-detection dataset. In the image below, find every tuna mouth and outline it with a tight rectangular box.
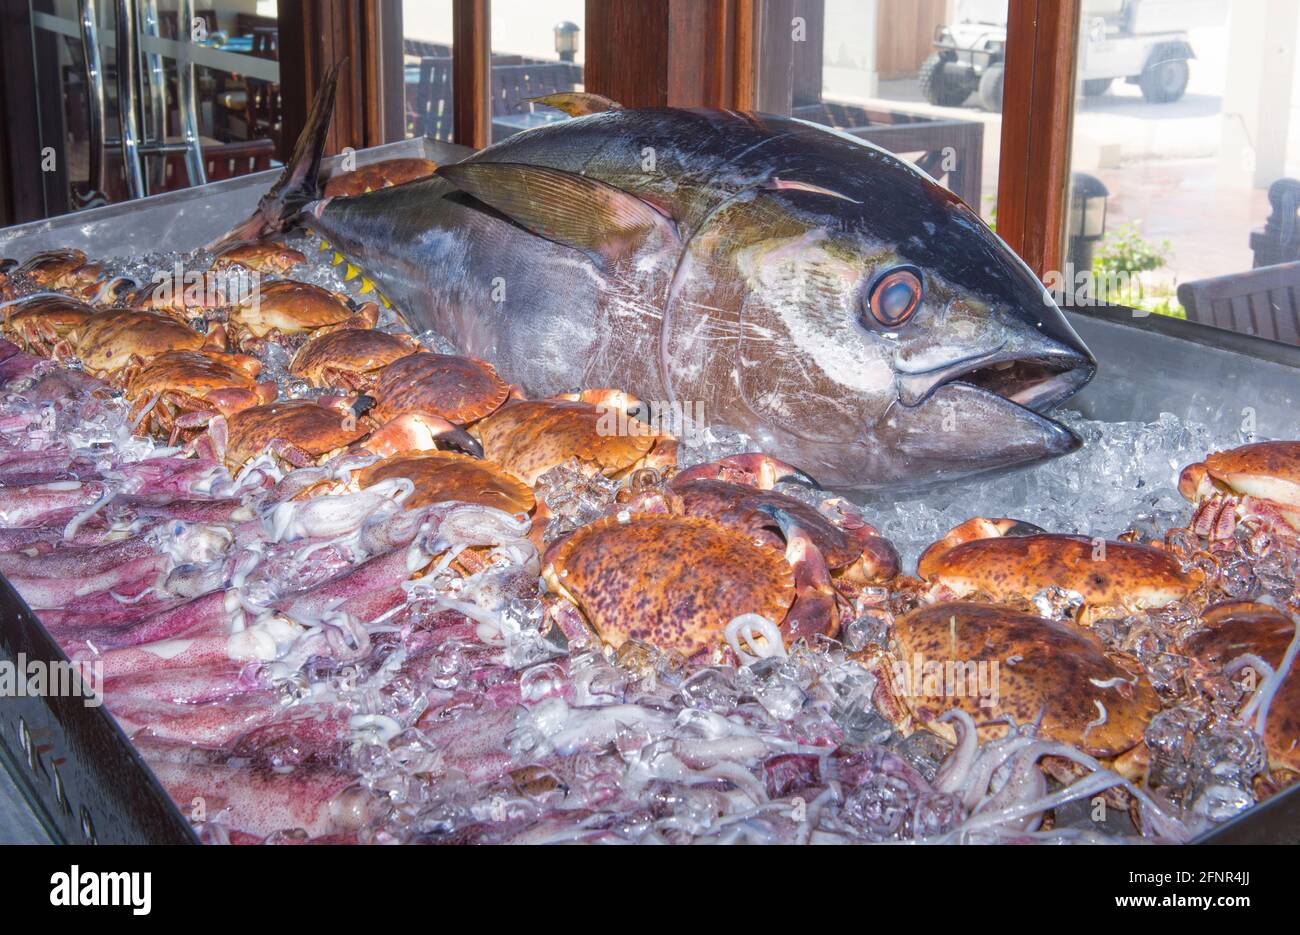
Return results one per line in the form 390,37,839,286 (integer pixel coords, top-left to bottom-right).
952,353,1091,413
899,348,1093,414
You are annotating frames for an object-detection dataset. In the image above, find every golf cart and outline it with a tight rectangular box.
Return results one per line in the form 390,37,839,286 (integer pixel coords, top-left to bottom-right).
920,0,1224,112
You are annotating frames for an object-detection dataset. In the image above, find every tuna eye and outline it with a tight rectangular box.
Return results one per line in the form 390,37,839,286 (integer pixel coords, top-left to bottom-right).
866,267,922,327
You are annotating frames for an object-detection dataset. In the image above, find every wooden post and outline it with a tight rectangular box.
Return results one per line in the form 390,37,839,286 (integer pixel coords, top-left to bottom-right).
280,0,404,158
996,0,1081,281
586,0,752,110
452,0,491,149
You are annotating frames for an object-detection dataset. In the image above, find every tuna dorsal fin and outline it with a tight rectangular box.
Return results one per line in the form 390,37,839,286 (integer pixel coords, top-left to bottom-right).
526,92,622,116
435,162,678,262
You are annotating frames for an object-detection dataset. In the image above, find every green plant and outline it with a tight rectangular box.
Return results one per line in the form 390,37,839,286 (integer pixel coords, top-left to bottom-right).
1091,222,1171,276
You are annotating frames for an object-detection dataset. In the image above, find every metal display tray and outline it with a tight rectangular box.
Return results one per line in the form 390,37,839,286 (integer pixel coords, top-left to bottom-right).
0,136,1295,843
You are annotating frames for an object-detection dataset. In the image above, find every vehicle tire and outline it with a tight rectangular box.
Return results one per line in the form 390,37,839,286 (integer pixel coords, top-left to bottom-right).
1138,58,1189,103
919,53,970,107
978,63,1005,112
1081,77,1112,97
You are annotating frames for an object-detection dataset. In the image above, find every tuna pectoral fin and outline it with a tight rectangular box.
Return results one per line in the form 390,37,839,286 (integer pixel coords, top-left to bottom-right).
527,91,622,116
434,162,679,262
206,62,343,250
877,383,1081,476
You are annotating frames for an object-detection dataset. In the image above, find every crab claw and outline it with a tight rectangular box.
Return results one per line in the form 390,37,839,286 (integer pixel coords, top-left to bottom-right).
756,504,842,642
676,453,822,490
363,413,483,459
1177,462,1213,502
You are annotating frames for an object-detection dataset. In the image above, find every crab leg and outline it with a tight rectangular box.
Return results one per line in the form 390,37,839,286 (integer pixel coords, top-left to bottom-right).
757,504,842,642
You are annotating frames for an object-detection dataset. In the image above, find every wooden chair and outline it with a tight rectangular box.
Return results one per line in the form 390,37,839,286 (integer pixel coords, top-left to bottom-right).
490,62,583,116
1250,178,1300,269
412,56,454,140
1177,260,1300,347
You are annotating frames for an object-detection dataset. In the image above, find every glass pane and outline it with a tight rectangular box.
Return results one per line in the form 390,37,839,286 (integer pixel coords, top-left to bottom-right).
1063,0,1286,337
31,0,283,212
402,0,454,141
490,0,585,143
755,0,1009,223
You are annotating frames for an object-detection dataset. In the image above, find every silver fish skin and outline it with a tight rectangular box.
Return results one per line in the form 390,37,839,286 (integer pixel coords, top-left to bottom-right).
222,76,1095,490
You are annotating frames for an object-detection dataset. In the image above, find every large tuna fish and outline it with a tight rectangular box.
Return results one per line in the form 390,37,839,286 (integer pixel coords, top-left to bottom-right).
220,68,1095,490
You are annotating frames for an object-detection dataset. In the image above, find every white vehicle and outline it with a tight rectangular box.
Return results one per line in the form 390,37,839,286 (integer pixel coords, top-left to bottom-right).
919,0,1226,112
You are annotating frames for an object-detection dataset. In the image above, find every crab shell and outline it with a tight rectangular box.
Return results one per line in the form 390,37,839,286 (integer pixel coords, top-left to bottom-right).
1182,600,1300,775
226,280,376,343
917,523,1199,618
289,328,419,391
667,478,898,582
1179,442,1300,531
75,309,215,380
358,451,535,514
2,295,98,357
209,239,306,275
322,158,438,197
11,248,90,289
126,350,275,439
368,351,509,427
477,395,675,486
883,601,1160,758
544,513,795,658
221,399,369,471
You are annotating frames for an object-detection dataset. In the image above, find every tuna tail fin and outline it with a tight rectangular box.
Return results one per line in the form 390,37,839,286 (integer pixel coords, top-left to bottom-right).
206,62,344,250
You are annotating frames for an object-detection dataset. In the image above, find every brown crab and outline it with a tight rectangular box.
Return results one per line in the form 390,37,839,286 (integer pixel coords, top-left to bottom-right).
476,390,677,487
368,351,510,427
1182,600,1299,783
542,513,798,659
203,402,473,475
916,517,1202,623
1179,442,1300,544
2,295,99,357
224,280,378,349
357,451,535,515
209,239,306,275
289,328,420,392
322,158,438,197
0,248,132,303
75,309,224,383
866,601,1160,768
125,350,277,443
203,397,373,472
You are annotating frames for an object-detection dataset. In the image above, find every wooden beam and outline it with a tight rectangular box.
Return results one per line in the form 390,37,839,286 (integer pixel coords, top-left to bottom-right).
585,0,670,107
732,0,755,111
996,0,1080,280
280,0,381,160
586,0,749,109
452,0,491,149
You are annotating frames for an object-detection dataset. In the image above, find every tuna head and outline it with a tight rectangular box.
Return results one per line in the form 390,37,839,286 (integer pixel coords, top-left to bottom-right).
663,154,1095,490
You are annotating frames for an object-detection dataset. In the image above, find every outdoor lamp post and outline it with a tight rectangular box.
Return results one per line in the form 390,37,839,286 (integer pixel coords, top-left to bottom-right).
1068,171,1110,272
554,21,579,62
